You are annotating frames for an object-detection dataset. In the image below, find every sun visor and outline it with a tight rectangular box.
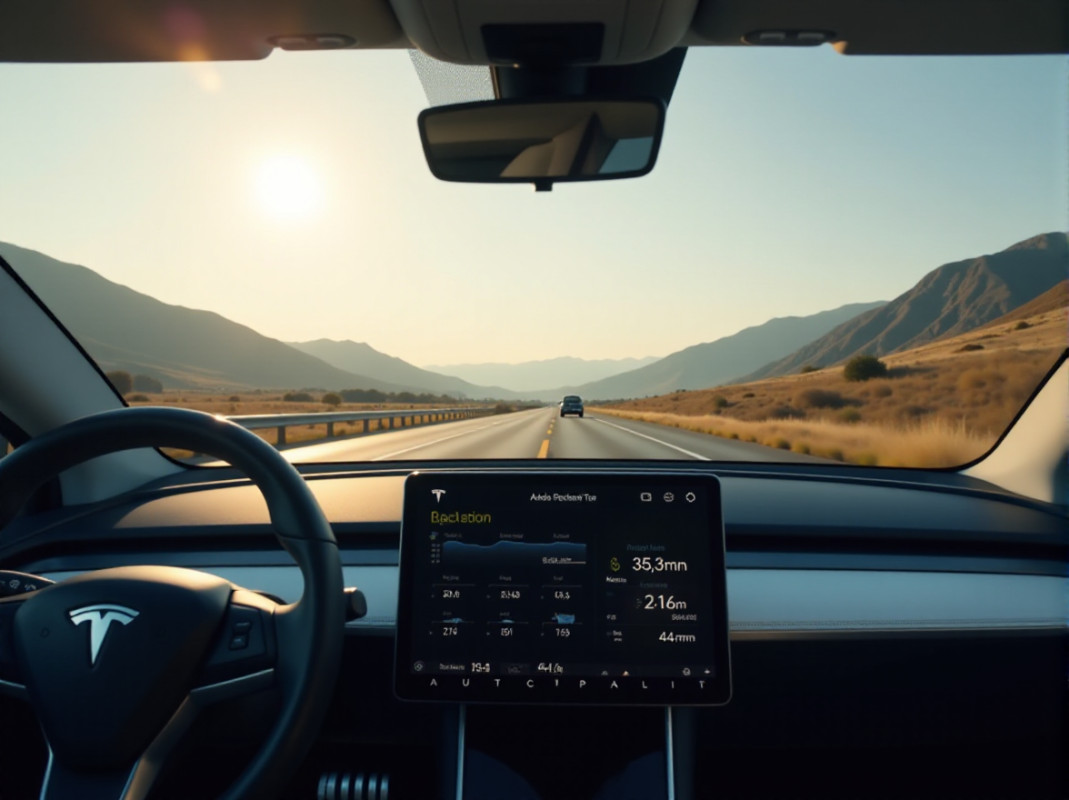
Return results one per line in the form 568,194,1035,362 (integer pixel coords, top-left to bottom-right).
0,0,406,62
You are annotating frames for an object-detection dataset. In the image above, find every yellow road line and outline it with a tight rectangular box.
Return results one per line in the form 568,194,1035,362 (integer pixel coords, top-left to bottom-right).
537,439,550,459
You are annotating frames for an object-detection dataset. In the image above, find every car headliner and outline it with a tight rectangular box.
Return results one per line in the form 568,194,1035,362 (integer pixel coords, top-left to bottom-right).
0,0,1064,64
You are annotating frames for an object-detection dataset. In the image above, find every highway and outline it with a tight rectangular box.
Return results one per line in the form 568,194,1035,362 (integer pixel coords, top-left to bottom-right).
281,406,828,463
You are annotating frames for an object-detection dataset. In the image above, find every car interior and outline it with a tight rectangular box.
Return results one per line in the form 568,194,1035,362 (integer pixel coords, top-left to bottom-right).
0,2,1066,799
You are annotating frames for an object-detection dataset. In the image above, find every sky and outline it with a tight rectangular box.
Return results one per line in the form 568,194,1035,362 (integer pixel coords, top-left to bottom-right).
0,47,1065,367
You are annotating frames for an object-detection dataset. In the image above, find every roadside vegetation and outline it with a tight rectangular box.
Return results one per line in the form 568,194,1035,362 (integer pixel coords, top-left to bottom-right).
124,389,504,449
597,303,1065,468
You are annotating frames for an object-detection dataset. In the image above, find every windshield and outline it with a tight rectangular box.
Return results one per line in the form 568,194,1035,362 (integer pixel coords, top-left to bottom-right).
1,49,1065,468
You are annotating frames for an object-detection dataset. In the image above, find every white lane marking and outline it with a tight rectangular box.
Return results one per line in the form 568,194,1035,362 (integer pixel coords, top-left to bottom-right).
370,411,543,461
592,417,710,461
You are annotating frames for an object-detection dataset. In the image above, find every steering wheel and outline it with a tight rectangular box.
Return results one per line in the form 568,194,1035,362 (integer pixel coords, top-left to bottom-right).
0,407,344,800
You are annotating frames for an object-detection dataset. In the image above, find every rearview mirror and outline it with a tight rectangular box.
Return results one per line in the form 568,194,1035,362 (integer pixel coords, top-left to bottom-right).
418,97,666,191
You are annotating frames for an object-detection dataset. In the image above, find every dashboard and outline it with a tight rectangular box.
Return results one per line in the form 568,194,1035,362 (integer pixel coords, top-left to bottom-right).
0,461,1065,799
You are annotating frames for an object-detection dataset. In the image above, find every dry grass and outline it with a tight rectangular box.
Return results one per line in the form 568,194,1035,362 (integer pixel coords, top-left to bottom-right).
595,409,990,467
598,304,1065,468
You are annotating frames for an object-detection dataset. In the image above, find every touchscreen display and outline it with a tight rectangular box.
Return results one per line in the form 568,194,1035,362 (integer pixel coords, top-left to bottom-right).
395,472,730,705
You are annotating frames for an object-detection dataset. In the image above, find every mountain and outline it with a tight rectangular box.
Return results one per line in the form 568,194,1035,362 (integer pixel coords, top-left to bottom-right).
289,339,518,399
2,242,410,392
553,301,886,401
746,232,1068,380
988,279,1067,325
421,356,661,392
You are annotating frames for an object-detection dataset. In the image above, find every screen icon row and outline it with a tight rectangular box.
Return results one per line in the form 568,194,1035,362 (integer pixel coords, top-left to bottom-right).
639,491,697,503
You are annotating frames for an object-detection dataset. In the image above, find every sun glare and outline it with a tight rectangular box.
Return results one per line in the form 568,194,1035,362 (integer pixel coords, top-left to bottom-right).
254,154,324,220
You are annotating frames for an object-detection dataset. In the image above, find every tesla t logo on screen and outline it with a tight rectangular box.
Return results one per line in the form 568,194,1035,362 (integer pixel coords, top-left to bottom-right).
431,489,447,503
68,604,140,665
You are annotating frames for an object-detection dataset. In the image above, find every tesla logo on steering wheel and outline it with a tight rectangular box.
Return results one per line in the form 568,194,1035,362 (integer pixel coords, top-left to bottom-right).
68,604,140,665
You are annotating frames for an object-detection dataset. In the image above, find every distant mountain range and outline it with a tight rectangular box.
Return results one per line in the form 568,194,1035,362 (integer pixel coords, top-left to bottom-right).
421,356,660,392
744,232,1068,381
557,302,887,401
2,232,1062,400
2,243,509,396
288,339,517,399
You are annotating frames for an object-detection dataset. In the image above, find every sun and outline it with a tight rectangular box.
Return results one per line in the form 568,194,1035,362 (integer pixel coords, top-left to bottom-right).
253,154,324,220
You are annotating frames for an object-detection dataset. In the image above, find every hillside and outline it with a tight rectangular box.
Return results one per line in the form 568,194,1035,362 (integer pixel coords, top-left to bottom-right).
601,290,1067,467
289,339,518,400
3,243,407,392
747,232,1067,380
554,301,885,401
421,355,660,392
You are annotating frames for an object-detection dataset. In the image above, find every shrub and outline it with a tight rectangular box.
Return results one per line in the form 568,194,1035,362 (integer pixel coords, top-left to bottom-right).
127,393,149,402
228,395,241,402
322,392,342,407
742,392,755,399
132,373,163,393
837,408,862,424
956,343,984,353
772,438,791,450
898,404,930,419
767,405,804,420
873,385,893,398
713,395,728,409
843,354,888,382
797,389,845,409
283,391,314,402
799,365,818,374
493,403,514,414
1014,320,1031,330
106,370,133,394
340,388,388,403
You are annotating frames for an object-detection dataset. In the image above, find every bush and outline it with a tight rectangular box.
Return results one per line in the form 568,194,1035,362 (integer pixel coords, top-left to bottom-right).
713,395,728,409
283,391,314,402
742,392,755,399
132,373,163,393
799,365,818,374
127,393,150,402
796,389,845,409
493,403,514,414
843,354,888,382
873,385,893,398
1014,320,1031,330
322,392,342,407
106,370,133,394
767,405,804,420
956,343,984,352
898,404,930,419
837,408,862,424
228,395,241,402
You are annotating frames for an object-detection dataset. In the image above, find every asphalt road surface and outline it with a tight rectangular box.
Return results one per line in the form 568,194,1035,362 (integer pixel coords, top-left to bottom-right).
281,407,829,463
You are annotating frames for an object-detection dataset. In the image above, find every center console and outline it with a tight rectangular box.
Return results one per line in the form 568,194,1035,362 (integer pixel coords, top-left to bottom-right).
395,471,730,799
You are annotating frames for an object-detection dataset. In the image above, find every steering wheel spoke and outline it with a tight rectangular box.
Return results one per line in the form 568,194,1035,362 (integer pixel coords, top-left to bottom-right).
194,588,279,702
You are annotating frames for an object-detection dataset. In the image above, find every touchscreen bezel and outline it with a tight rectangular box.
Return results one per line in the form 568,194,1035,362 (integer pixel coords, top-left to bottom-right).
394,470,731,706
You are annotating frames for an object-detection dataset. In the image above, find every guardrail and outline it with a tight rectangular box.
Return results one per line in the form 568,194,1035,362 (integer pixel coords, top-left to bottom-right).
228,407,493,447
